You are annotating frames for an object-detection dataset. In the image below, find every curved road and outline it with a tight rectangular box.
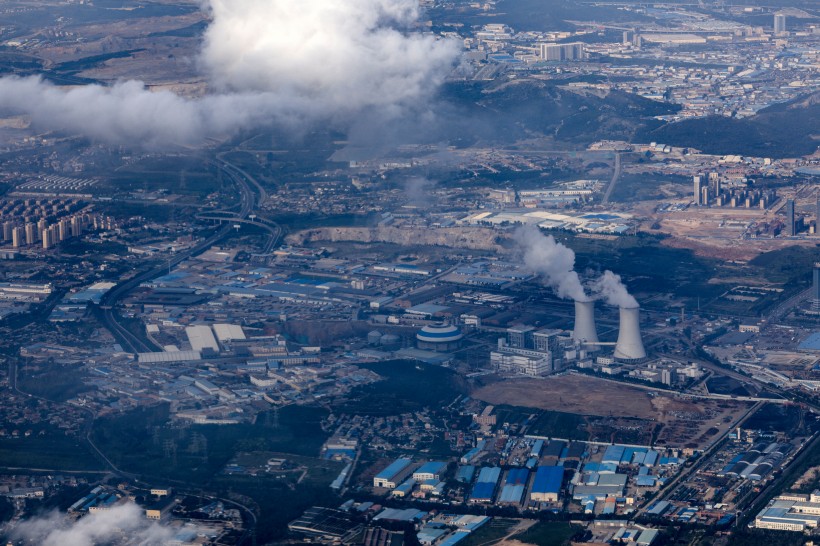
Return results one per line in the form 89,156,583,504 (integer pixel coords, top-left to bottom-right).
98,157,262,353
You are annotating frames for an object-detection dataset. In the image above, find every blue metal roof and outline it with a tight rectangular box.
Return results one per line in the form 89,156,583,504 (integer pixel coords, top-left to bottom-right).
506,468,529,485
476,467,501,484
531,466,563,494
415,461,447,476
470,482,496,501
602,445,625,464
799,332,820,350
457,465,475,482
375,458,412,480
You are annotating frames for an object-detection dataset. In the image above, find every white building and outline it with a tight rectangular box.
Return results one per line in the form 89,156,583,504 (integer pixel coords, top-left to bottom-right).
186,325,219,352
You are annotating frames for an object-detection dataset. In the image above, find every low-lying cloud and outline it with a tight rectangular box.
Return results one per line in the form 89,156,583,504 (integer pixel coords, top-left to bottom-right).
11,503,186,546
0,0,459,147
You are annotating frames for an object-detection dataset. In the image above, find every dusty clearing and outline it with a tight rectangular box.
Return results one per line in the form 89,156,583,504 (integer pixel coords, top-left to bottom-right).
473,374,692,419
473,374,752,448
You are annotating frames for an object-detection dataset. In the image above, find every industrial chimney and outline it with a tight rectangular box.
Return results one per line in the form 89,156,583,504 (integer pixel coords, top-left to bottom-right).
614,306,647,361
573,299,599,345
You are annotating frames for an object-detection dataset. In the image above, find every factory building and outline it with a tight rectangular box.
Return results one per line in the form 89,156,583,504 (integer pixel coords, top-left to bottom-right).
185,325,220,353
498,468,529,505
413,462,447,482
470,467,501,504
212,323,246,344
755,495,820,531
373,458,413,489
530,466,563,502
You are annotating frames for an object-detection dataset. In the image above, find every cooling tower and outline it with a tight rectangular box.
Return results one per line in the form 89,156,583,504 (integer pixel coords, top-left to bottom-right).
614,306,647,361
572,299,599,344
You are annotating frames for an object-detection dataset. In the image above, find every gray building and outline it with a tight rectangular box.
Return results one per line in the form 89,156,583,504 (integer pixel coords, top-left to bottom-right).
774,13,786,35
786,199,796,236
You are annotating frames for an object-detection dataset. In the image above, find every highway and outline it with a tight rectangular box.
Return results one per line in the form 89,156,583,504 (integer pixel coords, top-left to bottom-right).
97,153,266,354
601,152,621,205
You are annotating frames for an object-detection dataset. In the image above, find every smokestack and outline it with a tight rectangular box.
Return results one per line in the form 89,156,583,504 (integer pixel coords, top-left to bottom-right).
614,306,647,361
573,299,599,344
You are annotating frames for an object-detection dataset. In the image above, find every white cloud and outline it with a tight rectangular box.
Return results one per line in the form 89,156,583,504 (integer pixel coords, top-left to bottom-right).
0,0,459,147
11,503,183,546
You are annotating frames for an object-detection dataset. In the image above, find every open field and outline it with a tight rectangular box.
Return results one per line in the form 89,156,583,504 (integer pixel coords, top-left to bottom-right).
474,374,752,448
474,374,676,419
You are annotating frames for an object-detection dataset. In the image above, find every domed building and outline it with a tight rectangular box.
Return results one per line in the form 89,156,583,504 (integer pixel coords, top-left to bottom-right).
416,323,463,352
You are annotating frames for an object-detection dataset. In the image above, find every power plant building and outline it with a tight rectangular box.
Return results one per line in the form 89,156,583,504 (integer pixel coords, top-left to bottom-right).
492,327,563,377
614,307,647,362
572,299,599,345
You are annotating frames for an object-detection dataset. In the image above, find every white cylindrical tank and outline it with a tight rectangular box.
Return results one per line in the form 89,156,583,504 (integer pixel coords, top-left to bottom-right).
573,299,599,344
614,306,647,361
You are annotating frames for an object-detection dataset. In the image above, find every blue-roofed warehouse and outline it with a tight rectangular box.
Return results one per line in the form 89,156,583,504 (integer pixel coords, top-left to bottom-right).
374,458,413,489
602,445,625,464
498,468,529,505
457,465,476,483
530,466,563,502
470,467,501,503
414,462,447,481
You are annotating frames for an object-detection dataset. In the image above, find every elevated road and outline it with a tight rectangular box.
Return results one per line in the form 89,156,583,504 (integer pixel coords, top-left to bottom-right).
98,155,260,353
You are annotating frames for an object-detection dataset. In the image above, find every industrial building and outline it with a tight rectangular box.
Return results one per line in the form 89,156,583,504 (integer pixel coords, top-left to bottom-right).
470,467,501,503
416,324,463,352
614,306,647,362
755,493,820,531
498,468,529,505
373,458,413,489
530,466,563,502
413,462,447,482
288,507,362,541
212,323,246,343
573,299,599,345
491,327,563,376
185,325,220,353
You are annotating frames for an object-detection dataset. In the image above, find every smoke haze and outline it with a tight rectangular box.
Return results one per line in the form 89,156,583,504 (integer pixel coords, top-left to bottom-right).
515,226,587,301
11,503,186,546
0,0,459,147
591,270,638,308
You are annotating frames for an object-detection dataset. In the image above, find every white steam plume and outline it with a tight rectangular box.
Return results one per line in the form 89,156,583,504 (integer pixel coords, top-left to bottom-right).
516,226,587,301
0,0,459,147
11,503,185,546
591,270,638,308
